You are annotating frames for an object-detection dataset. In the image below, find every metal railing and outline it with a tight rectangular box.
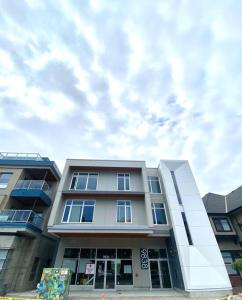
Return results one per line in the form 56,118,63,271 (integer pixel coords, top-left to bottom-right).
0,210,43,230
0,152,42,160
14,180,50,195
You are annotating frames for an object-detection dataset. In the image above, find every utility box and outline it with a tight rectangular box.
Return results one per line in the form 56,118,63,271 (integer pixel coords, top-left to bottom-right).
37,268,71,300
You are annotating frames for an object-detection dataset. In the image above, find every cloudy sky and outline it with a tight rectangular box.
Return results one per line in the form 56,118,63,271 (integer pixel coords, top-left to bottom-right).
0,0,242,196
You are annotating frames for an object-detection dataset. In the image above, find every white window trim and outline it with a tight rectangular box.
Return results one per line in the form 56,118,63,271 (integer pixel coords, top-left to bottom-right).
69,173,99,191
62,200,96,223
117,173,131,191
148,176,162,194
152,203,168,225
116,200,132,224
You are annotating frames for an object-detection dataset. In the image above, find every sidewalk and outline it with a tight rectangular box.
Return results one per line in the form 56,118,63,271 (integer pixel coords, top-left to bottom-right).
6,289,218,300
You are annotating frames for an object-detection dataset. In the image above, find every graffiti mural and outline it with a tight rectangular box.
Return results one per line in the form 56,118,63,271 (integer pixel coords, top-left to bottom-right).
37,268,71,300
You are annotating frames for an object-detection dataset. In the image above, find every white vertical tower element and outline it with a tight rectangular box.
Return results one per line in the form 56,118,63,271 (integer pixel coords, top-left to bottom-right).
159,160,232,293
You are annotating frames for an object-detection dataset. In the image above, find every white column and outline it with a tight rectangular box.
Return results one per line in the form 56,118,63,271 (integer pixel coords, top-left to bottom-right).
159,160,232,292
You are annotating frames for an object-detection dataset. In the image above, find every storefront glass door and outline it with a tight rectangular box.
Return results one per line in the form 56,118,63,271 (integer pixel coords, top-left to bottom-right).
94,260,115,290
149,260,171,289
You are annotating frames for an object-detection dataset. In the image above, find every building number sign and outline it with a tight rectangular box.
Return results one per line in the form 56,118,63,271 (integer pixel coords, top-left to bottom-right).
140,248,148,269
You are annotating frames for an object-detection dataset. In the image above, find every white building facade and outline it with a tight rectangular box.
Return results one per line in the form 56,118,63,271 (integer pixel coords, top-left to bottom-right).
48,159,231,296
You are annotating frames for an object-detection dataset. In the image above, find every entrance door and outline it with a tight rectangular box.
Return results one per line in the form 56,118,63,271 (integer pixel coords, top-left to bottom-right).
94,260,115,290
149,260,171,289
150,261,161,288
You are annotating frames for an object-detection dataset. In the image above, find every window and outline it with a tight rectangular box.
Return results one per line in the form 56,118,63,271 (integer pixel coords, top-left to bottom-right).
0,249,8,272
222,252,237,275
117,200,132,223
213,218,232,232
80,248,96,259
62,200,95,223
148,176,161,193
152,203,167,225
170,171,182,204
117,249,132,259
148,249,167,259
70,173,98,190
62,248,133,286
117,174,130,191
0,173,12,189
116,260,133,285
64,248,80,258
182,212,193,245
97,249,116,259
29,257,40,281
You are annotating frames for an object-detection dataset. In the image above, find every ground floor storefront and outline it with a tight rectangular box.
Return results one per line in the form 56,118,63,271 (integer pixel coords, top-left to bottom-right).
54,237,172,291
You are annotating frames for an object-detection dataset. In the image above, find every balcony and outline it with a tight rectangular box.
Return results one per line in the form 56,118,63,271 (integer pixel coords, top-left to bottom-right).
0,210,43,234
0,152,43,160
10,180,52,206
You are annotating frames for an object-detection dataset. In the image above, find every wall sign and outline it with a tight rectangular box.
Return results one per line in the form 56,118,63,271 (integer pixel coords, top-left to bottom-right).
140,248,148,269
85,263,95,275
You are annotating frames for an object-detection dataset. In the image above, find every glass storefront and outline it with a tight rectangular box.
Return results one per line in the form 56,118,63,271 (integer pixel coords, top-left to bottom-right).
148,249,172,288
62,247,171,289
62,248,133,288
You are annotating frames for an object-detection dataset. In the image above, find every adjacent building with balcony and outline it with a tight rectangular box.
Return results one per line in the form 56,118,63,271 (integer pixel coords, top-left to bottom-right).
203,187,242,288
48,158,232,296
0,152,60,293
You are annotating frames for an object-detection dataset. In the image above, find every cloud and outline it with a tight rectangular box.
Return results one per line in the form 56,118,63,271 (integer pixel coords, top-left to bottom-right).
0,0,242,196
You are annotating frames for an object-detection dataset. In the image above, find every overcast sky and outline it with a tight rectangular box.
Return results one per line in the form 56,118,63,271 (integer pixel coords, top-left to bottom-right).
0,0,242,196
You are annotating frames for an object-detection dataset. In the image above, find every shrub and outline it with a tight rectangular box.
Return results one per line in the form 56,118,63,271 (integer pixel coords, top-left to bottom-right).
232,258,242,272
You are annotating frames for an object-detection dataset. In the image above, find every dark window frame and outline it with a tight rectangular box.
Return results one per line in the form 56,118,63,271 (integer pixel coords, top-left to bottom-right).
213,217,232,232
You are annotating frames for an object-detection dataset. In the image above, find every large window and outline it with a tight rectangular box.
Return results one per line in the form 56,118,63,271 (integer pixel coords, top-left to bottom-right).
117,200,132,223
70,173,98,190
148,176,161,193
117,174,130,191
116,259,133,285
222,252,237,275
62,248,133,286
213,217,232,232
62,200,95,223
152,203,167,225
0,173,12,189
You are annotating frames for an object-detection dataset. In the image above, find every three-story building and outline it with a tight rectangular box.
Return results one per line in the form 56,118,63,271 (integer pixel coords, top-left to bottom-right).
203,188,242,288
0,152,60,293
48,158,232,296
